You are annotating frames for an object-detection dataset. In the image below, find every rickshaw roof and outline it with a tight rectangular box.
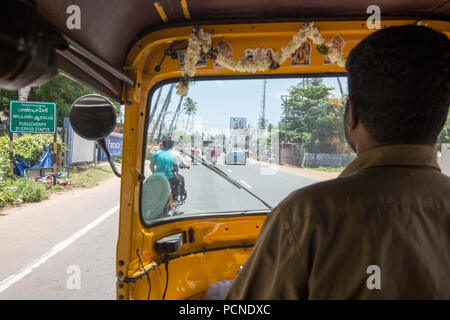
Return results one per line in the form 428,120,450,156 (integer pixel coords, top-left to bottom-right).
34,0,450,101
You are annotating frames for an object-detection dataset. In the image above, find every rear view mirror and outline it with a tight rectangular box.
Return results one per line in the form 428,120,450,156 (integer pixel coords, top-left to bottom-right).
0,1,58,90
69,94,121,177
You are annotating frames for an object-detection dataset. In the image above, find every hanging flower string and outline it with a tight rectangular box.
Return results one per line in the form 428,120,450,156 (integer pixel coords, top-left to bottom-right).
176,27,212,95
176,22,346,95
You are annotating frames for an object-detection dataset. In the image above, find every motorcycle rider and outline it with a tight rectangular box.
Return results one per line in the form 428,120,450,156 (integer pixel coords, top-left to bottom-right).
150,136,180,204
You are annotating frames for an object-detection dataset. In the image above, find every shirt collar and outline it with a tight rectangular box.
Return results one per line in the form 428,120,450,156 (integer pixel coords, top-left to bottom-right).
339,144,441,178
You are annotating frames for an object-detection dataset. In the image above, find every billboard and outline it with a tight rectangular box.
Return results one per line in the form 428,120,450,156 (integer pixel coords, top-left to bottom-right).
230,117,247,130
98,133,123,160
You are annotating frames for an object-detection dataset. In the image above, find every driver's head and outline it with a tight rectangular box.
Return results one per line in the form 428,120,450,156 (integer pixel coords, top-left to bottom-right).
345,25,449,152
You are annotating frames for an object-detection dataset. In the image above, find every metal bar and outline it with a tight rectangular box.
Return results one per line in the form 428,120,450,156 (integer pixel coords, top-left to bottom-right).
61,34,135,87
9,132,13,177
153,1,169,23
180,0,191,20
53,133,57,186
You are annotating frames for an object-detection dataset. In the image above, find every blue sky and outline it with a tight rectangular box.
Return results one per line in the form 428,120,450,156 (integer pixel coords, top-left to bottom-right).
153,77,348,134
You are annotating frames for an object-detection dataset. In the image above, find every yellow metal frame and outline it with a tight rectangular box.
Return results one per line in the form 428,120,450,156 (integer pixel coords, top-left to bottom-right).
116,20,450,300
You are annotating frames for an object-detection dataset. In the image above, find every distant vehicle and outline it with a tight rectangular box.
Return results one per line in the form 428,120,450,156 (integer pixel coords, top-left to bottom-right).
224,147,246,165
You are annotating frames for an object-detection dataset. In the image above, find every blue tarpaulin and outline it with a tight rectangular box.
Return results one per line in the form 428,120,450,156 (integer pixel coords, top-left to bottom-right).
13,147,54,177
31,147,53,169
13,156,30,177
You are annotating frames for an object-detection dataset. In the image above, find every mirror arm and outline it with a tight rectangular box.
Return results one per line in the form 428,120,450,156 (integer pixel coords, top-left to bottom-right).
96,139,121,178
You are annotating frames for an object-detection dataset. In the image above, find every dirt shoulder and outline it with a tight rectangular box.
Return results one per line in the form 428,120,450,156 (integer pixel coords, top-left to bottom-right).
0,162,117,214
248,159,341,180
280,165,341,180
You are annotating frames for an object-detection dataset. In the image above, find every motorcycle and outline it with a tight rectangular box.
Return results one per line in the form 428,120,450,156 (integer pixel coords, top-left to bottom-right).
172,163,189,209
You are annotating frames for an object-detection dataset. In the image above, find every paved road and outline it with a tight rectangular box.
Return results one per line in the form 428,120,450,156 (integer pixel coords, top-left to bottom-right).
0,177,120,300
0,157,323,299
144,154,323,214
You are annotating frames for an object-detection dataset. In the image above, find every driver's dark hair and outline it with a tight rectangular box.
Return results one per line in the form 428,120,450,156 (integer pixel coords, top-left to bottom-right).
346,25,450,145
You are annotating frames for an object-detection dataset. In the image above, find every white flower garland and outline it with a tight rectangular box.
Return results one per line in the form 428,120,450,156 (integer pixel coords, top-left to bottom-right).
176,28,211,95
177,22,346,95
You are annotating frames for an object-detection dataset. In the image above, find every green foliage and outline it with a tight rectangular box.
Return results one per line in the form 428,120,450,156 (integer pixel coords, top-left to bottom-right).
437,112,450,151
0,177,18,207
69,165,112,187
13,178,49,202
279,78,345,153
0,90,17,119
0,135,9,176
183,97,198,130
0,74,95,126
0,134,66,177
0,177,49,208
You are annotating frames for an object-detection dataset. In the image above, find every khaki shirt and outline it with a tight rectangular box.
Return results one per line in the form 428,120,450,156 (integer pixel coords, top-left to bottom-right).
226,144,450,299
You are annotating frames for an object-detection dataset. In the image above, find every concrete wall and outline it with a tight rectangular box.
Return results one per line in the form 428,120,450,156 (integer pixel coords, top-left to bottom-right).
305,153,356,168
440,143,450,176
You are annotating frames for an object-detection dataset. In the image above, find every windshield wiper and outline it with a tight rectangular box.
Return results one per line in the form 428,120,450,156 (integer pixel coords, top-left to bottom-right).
176,146,272,210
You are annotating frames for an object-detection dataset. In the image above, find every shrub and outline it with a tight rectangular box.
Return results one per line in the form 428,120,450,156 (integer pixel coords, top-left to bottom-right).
0,177,18,207
0,134,66,178
0,177,49,207
14,178,49,202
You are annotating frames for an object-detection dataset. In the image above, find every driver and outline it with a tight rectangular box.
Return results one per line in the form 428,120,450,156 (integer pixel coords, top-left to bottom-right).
150,136,179,203
226,25,450,299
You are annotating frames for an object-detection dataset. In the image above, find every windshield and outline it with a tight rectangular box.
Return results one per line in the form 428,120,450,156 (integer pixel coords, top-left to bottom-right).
141,77,350,224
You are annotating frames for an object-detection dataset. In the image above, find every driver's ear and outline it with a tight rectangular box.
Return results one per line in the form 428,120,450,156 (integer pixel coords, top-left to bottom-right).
347,97,359,130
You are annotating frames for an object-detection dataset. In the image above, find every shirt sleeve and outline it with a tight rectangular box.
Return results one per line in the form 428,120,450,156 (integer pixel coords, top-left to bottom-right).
150,151,158,163
225,201,310,300
172,153,178,166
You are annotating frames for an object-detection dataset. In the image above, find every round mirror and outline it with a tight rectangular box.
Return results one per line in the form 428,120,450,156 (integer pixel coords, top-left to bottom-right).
69,94,116,140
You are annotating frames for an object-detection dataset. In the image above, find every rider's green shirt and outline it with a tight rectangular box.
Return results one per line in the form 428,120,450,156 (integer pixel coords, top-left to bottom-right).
151,149,177,179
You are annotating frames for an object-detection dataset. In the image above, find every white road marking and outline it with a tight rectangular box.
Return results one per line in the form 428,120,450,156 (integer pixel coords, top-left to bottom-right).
0,205,119,293
226,169,232,173
239,179,252,189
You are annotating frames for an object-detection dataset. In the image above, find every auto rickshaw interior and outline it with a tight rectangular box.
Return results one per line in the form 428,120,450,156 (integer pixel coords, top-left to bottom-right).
1,0,449,300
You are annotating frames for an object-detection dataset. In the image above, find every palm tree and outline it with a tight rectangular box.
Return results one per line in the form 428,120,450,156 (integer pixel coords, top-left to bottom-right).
148,87,162,128
183,97,198,131
168,94,186,136
151,83,174,143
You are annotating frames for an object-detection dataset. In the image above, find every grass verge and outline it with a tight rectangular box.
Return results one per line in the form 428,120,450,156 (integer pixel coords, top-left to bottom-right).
0,163,114,209
0,177,49,208
310,166,345,173
66,164,113,187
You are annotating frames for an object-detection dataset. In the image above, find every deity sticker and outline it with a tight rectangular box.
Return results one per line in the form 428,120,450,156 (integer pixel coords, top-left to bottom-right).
253,47,266,61
265,48,274,59
213,39,233,68
290,41,312,66
177,49,207,70
244,48,254,62
323,34,345,65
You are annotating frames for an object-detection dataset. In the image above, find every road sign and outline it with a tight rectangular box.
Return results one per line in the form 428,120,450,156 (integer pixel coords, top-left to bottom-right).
9,100,57,134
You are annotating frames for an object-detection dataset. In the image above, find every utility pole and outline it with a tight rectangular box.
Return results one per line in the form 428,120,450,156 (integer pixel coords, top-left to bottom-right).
258,80,267,130
281,95,289,143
